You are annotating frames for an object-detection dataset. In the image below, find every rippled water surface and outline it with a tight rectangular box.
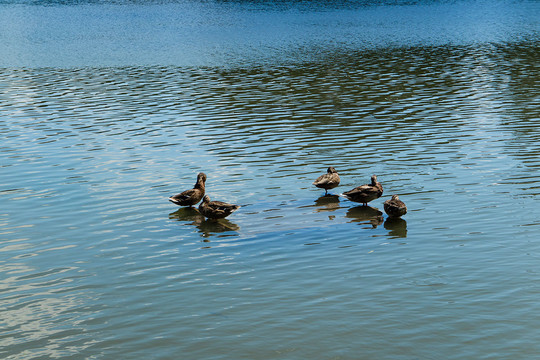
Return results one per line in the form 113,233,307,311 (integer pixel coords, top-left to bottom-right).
2,0,540,359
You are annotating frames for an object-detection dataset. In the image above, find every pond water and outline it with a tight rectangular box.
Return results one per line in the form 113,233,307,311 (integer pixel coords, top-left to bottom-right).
2,0,540,359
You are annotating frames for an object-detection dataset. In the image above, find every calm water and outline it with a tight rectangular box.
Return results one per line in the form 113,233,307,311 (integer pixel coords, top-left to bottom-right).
2,0,540,359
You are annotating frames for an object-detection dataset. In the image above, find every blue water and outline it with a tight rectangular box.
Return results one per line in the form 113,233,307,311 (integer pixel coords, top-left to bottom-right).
1,0,538,67
2,1,540,359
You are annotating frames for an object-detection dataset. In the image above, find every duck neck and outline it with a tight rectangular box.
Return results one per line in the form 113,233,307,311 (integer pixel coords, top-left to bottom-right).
195,179,205,190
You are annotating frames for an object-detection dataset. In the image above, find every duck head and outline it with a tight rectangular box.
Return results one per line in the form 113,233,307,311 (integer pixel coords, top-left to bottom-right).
327,167,338,174
195,173,207,188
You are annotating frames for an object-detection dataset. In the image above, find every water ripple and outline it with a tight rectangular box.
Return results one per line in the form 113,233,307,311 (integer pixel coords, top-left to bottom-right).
2,17,540,360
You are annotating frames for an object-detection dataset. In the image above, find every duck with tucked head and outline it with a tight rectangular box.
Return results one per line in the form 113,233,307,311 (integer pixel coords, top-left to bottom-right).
198,195,240,220
384,194,407,218
342,175,383,206
168,172,207,207
312,166,340,195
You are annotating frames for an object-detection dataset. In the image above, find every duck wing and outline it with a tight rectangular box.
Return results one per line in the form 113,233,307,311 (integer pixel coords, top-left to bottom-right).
169,189,195,201
208,201,240,214
200,200,240,218
343,184,377,197
313,173,340,187
169,188,204,206
342,184,383,204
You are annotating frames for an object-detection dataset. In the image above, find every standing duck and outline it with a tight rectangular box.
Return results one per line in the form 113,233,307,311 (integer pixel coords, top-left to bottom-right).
312,166,341,195
168,172,207,207
198,195,240,220
383,194,407,218
342,175,383,206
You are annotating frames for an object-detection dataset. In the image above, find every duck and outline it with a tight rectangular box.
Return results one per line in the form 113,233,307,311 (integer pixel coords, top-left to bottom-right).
168,172,206,207
198,195,240,220
342,175,383,206
383,194,407,218
312,166,340,195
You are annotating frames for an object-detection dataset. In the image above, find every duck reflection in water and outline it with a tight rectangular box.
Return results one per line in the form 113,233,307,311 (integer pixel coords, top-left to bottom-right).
169,207,240,238
314,194,341,213
197,218,240,238
169,207,204,223
345,205,384,228
384,217,407,238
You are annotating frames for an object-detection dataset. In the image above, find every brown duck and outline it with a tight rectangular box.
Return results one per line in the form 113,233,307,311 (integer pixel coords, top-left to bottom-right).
198,195,240,220
168,172,206,207
342,175,383,206
383,194,407,218
312,166,340,195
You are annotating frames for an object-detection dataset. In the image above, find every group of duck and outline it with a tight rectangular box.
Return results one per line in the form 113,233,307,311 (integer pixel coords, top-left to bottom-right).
168,172,240,220
168,167,407,220
313,167,407,218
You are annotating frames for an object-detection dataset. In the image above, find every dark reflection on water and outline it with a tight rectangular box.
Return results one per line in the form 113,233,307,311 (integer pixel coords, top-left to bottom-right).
345,205,384,228
169,208,240,237
313,194,341,212
2,1,540,359
196,218,240,238
384,217,408,238
168,207,202,222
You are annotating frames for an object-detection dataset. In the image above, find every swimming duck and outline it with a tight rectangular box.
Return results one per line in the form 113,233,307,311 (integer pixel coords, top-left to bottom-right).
198,195,240,220
168,172,206,207
312,166,340,195
342,175,383,205
383,194,407,218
